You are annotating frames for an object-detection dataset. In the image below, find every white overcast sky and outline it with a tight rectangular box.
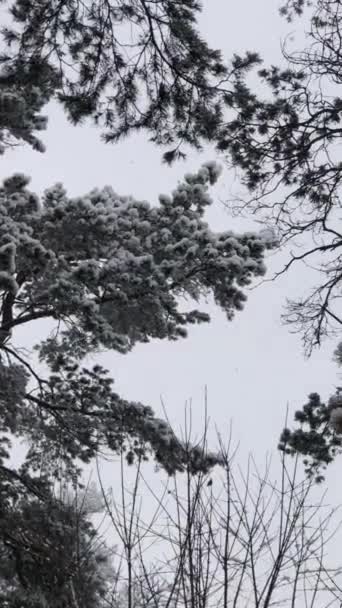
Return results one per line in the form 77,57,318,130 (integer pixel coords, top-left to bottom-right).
2,0,342,530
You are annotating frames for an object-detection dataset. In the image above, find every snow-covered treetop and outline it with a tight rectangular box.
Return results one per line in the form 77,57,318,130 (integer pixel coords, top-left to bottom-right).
0,163,270,477
0,162,268,358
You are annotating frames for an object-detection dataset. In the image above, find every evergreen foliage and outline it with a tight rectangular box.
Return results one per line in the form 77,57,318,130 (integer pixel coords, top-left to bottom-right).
0,489,114,607
216,0,342,354
0,0,232,161
0,161,271,600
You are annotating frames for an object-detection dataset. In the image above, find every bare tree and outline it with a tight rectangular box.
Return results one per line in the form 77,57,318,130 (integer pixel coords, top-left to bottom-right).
96,416,342,608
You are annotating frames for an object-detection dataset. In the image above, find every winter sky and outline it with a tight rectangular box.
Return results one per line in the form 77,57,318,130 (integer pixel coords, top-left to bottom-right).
2,0,342,541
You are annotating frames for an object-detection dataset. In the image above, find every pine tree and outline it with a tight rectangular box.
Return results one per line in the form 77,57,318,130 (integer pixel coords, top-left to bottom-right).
0,161,273,600
215,0,342,354
0,0,238,161
0,1,276,594
0,481,115,607
279,344,342,482
0,162,271,477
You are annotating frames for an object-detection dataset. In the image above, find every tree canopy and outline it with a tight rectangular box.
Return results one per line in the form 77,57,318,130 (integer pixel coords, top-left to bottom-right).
215,0,342,355
0,159,271,492
4,0,339,352
0,1,277,598
279,390,342,483
4,0,342,598
200,0,342,478
0,486,114,607
0,0,232,161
